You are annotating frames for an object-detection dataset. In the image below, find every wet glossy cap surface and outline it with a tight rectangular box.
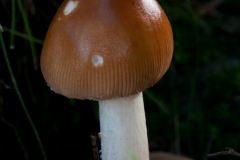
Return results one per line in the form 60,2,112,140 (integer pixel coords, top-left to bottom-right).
40,0,174,100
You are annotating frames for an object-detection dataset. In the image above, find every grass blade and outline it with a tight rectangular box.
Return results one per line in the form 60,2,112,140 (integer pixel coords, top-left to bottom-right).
0,27,47,160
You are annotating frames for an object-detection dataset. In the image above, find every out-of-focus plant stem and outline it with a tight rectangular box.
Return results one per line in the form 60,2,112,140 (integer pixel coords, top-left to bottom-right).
0,29,47,160
16,0,38,70
169,64,181,155
185,0,204,157
10,0,16,49
2,26,43,45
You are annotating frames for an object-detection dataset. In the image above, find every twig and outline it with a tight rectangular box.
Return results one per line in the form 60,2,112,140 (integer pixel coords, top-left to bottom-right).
0,24,3,32
0,80,13,89
91,133,100,160
207,148,240,158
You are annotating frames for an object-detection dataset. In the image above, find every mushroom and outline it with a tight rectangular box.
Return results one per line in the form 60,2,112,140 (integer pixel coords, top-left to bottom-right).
40,0,173,160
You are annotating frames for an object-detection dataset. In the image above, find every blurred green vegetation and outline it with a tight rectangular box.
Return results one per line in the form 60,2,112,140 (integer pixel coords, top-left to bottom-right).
1,0,240,160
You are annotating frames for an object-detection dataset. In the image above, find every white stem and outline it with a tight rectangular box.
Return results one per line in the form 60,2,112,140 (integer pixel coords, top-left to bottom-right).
99,92,149,160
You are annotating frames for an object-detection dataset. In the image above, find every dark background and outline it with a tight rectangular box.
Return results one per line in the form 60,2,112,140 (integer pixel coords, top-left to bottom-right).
1,0,240,159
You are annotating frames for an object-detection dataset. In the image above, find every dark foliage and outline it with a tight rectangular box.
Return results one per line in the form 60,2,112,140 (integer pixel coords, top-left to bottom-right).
1,0,240,159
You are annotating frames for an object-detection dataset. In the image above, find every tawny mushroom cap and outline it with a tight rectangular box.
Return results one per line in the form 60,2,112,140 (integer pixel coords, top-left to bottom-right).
40,0,173,100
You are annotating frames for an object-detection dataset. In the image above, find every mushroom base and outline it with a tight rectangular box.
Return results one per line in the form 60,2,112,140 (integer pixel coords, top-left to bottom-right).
99,92,149,160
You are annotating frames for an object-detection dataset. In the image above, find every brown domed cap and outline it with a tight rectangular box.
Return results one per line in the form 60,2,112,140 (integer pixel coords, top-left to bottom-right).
40,0,173,100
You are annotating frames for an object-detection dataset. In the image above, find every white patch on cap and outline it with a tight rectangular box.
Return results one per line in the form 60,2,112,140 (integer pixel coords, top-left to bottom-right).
92,55,104,67
63,1,79,15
